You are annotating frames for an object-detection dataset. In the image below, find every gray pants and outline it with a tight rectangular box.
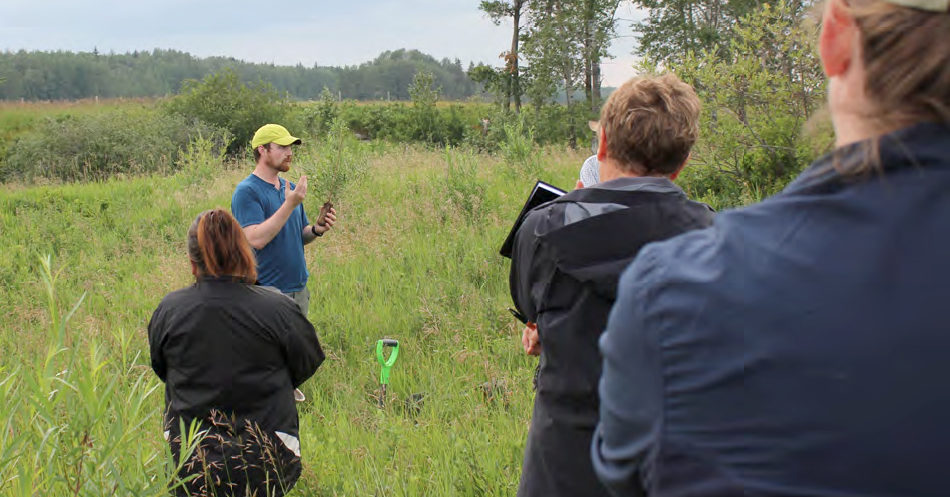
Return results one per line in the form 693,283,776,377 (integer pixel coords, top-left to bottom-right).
280,287,311,404
283,288,310,316
261,286,310,316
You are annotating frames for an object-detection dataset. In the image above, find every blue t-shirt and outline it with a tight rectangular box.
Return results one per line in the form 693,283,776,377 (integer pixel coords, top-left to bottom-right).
231,174,310,293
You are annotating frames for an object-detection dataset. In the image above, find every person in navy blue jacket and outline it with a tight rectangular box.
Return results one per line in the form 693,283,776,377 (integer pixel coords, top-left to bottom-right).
592,1,950,496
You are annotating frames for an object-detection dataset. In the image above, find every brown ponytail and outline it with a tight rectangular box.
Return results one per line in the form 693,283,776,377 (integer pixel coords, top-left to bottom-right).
187,208,257,284
828,0,950,175
852,0,950,129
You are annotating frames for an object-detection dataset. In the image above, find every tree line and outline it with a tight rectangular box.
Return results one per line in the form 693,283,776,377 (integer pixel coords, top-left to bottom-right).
3,0,826,205
472,0,822,203
0,48,479,102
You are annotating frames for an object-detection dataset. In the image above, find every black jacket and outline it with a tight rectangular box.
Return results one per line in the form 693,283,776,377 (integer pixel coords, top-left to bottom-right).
510,177,713,497
148,276,325,496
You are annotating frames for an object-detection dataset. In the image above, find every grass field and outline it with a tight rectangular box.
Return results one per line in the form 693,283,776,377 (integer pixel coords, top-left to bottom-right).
0,137,588,495
0,98,156,139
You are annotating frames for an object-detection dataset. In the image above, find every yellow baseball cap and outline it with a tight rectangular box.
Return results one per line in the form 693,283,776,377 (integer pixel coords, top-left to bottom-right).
250,124,302,149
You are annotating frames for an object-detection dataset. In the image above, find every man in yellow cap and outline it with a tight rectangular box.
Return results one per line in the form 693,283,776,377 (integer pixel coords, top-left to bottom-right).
231,124,337,315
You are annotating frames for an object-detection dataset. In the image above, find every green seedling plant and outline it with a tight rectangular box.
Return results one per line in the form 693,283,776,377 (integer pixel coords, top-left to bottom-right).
296,117,370,221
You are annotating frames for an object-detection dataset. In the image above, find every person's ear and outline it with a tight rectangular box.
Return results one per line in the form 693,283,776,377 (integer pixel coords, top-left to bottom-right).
820,0,856,78
597,128,608,161
191,260,199,277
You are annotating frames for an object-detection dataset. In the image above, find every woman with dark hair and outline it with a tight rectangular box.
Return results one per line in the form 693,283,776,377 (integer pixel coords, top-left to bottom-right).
593,1,950,496
148,208,324,497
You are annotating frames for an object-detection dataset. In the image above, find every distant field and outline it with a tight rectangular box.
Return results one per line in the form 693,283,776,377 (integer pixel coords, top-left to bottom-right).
0,97,485,142
0,97,159,148
0,135,587,495
296,99,491,107
0,96,156,117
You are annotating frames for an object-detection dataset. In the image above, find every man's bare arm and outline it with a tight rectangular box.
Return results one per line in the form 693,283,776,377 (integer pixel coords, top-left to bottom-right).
244,176,308,249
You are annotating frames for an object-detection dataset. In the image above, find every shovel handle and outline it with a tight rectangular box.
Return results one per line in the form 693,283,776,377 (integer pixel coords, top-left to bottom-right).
376,339,399,385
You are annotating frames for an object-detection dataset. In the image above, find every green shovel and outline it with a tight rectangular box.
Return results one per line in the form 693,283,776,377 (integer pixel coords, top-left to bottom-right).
376,339,399,407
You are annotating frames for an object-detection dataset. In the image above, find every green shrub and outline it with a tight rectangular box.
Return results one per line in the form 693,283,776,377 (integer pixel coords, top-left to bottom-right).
409,71,440,144
440,104,471,147
164,69,296,155
676,161,747,210
443,147,486,222
176,130,233,180
305,87,340,137
303,99,590,152
1,108,225,182
499,117,543,179
667,1,827,202
336,101,404,142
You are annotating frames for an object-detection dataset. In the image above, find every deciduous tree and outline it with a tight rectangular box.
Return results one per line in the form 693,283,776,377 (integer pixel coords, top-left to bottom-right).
579,0,621,113
522,0,588,147
631,0,806,66
669,1,826,205
480,0,528,112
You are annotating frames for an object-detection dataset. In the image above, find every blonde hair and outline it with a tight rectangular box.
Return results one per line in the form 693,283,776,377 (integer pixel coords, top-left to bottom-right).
599,73,701,176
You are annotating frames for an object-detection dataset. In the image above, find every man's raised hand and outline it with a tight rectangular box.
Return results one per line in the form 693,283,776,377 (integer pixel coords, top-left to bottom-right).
286,175,308,206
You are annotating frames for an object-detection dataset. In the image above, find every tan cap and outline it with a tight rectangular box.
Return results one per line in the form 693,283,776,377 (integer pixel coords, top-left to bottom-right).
886,0,949,11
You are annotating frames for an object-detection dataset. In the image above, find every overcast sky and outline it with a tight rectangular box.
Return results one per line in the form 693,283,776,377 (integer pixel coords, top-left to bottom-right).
0,0,644,87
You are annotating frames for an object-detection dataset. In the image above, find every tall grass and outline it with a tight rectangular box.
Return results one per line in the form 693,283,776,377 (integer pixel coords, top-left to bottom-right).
0,142,585,495
499,118,543,180
0,255,203,496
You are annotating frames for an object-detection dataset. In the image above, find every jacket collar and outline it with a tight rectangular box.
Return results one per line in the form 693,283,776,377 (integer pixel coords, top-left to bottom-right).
788,121,950,195
196,275,247,285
